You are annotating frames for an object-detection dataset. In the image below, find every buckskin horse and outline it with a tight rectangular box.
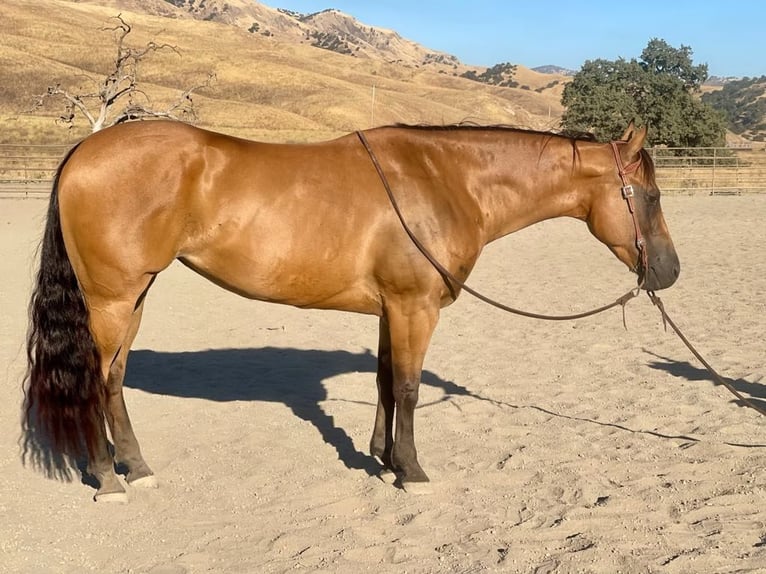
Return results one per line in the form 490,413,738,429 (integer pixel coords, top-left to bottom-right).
23,120,679,501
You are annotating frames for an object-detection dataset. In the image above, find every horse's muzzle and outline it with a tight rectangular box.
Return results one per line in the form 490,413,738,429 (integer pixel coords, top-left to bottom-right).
640,250,680,291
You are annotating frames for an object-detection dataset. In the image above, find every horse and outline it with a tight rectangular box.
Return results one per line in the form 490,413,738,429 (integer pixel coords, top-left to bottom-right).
22,120,679,502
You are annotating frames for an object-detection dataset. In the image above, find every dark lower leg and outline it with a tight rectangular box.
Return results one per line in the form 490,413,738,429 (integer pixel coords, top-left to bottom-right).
104,303,153,484
104,376,154,484
370,318,395,469
371,382,395,468
392,381,429,483
88,417,126,499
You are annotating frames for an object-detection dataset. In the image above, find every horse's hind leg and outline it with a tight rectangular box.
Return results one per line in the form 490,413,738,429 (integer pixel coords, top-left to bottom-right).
86,283,153,501
86,411,126,502
104,299,156,488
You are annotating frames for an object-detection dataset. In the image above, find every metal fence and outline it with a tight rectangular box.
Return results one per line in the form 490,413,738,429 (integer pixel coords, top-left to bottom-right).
651,147,766,194
0,144,68,198
0,144,69,183
2,143,766,197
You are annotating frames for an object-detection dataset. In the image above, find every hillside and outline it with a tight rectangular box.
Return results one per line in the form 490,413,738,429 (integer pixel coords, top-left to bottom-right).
702,76,766,142
0,0,568,145
112,0,466,72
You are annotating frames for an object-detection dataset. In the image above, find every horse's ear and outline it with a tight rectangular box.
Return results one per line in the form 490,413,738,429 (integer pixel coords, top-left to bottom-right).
623,124,648,157
620,121,636,142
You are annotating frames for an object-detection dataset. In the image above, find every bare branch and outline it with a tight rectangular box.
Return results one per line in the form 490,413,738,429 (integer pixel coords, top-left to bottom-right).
28,15,215,132
165,72,217,121
28,84,98,129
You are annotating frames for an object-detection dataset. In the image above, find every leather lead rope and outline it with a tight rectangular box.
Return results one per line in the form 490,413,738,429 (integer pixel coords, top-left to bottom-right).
612,141,765,417
647,292,766,417
357,130,766,418
356,130,641,322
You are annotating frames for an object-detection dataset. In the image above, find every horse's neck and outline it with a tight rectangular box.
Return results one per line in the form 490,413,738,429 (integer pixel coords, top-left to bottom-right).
468,136,593,244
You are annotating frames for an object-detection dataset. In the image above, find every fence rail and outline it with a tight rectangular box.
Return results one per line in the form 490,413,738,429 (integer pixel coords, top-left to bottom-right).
650,147,766,194
0,144,69,184
1,143,765,196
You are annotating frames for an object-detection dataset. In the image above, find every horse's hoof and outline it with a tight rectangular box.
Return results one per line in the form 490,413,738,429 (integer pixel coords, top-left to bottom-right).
401,481,432,495
94,491,129,503
129,475,158,489
378,469,398,484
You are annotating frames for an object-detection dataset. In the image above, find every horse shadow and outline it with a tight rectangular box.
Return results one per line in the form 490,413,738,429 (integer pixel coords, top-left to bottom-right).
124,347,473,477
124,345,766,477
643,349,766,410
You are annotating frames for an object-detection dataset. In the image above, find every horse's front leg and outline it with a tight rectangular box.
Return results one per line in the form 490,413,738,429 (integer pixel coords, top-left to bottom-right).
371,317,395,473
385,299,439,491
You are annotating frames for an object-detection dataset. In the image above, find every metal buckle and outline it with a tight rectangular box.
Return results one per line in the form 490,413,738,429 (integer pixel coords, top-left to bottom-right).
621,185,635,199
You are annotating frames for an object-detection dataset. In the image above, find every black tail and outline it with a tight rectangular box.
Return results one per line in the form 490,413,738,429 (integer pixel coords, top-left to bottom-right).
22,145,105,478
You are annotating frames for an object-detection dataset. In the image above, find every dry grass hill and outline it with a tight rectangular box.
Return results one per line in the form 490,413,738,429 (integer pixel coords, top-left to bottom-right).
0,0,568,145
161,0,463,70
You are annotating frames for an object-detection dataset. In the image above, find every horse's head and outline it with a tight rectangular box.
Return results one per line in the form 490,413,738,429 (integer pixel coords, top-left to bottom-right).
586,124,680,291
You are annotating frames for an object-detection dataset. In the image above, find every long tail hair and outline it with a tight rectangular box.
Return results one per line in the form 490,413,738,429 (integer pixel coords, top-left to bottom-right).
22,144,105,478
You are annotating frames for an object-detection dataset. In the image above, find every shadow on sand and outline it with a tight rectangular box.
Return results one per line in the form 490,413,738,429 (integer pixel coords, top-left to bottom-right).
124,347,473,476
32,345,763,485
644,349,766,405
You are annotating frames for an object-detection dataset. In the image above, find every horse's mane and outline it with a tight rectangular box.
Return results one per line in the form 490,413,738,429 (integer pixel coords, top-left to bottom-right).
637,147,657,183
389,122,601,175
390,122,657,183
390,122,599,143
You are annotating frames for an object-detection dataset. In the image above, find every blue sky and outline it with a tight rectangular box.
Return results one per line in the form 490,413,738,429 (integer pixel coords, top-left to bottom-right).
268,1,764,78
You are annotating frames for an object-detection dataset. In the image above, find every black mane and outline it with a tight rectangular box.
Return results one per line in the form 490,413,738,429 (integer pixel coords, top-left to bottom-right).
391,122,598,142
389,122,657,183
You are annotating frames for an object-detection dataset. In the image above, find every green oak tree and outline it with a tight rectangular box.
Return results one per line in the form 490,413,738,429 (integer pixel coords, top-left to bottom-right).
561,39,726,147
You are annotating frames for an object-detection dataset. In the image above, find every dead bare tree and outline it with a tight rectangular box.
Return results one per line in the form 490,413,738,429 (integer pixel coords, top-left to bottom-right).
30,15,215,132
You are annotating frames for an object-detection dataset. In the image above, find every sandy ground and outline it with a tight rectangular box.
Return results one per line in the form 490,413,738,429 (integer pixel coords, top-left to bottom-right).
1,195,765,574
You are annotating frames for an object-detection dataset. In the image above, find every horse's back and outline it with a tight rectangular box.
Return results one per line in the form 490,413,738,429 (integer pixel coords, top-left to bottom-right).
57,121,484,314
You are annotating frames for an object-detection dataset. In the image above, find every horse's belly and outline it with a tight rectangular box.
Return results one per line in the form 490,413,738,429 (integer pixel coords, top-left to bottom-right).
177,201,439,316
178,248,383,315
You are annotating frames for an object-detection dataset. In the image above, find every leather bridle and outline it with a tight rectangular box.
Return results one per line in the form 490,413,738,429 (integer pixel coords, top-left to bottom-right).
610,141,649,288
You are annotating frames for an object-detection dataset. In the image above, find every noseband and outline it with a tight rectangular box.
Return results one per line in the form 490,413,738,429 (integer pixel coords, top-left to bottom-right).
610,141,649,286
